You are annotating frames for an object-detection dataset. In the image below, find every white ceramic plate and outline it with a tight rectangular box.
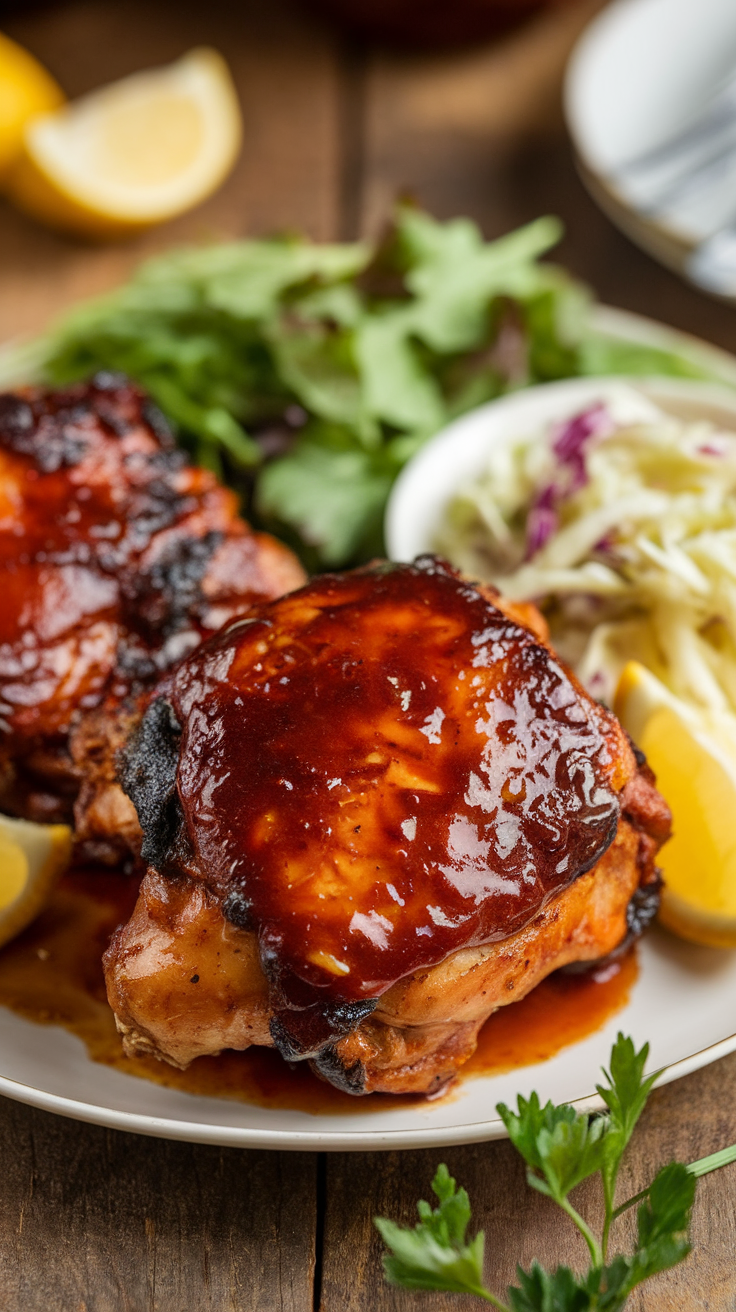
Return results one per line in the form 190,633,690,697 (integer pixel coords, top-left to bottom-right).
565,0,736,281
4,310,736,1151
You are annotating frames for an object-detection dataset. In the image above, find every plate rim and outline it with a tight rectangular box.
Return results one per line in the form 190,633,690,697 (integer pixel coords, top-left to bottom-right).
1,1027,734,1151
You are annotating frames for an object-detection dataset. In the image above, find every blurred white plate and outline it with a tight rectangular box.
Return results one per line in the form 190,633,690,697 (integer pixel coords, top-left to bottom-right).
3,309,736,1151
565,0,736,280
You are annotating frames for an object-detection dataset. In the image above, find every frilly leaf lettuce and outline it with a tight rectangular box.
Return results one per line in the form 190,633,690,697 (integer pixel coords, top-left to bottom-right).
0,206,724,565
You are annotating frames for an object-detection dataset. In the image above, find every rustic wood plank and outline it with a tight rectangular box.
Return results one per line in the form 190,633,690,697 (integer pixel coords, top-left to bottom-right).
0,1098,317,1312
320,1052,736,1311
0,0,344,343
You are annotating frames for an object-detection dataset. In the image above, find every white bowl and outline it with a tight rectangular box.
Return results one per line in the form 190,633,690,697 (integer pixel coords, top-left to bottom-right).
385,372,736,563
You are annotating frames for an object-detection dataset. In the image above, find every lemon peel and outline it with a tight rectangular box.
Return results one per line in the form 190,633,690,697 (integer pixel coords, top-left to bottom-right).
5,47,241,239
0,31,64,181
615,659,736,948
0,814,72,949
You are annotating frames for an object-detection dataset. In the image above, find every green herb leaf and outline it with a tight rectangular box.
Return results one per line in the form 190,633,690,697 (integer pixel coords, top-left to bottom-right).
267,318,366,431
5,206,732,567
597,1034,658,1149
507,1261,590,1312
579,1164,696,1309
374,1164,492,1299
579,334,714,381
376,1035,718,1310
355,312,446,433
256,434,392,565
497,1094,607,1201
596,1034,659,1256
630,1162,695,1282
531,1115,609,1205
496,1093,576,1173
398,210,565,355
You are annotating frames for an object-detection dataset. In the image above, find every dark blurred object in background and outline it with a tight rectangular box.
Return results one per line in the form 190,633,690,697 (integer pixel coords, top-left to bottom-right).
302,0,575,48
0,0,573,47
0,0,50,14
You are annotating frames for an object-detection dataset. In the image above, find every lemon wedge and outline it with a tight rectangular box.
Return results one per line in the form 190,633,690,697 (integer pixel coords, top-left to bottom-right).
615,660,736,948
5,47,241,239
0,31,64,181
0,814,72,950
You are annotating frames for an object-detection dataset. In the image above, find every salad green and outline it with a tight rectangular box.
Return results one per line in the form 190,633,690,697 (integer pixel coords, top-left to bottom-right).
0,207,720,567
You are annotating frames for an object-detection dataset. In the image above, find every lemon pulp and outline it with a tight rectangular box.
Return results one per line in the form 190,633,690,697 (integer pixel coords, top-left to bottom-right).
0,815,72,948
615,660,736,948
0,829,28,909
0,31,64,179
97,94,204,186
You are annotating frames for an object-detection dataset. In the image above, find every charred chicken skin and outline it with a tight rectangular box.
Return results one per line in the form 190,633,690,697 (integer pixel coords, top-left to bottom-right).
106,557,670,1096
0,375,305,851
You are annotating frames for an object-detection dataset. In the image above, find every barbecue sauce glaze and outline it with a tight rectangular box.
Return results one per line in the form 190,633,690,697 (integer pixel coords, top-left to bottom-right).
130,558,628,1056
0,374,302,747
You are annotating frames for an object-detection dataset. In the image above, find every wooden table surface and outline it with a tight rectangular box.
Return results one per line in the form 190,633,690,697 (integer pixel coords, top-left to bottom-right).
2,2,736,1308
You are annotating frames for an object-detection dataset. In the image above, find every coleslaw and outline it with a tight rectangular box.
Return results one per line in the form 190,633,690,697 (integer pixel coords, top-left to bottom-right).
436,390,736,712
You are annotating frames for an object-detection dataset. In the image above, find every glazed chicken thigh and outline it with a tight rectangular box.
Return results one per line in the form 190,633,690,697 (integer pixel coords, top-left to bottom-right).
0,375,304,852
106,558,670,1095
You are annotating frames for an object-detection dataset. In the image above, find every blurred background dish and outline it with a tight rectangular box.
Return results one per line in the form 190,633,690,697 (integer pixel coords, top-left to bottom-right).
301,0,576,49
565,0,736,295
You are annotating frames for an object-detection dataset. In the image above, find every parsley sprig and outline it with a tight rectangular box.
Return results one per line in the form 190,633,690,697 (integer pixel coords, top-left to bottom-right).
375,1033,736,1310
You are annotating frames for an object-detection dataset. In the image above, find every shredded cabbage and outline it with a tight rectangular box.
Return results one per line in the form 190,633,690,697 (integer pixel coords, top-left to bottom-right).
436,394,736,712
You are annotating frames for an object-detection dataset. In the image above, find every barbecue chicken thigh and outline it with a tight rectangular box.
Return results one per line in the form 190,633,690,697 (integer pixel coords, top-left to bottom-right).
0,375,304,853
106,557,670,1096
